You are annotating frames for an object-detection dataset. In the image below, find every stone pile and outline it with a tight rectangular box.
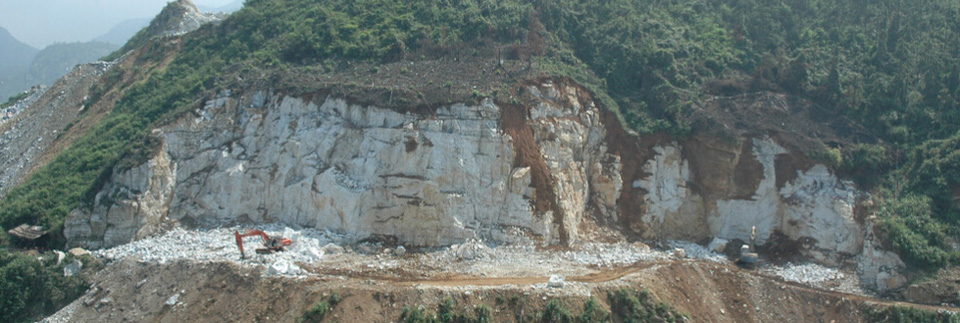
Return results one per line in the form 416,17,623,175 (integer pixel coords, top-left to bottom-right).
669,240,728,263
562,242,664,267
94,224,339,276
771,262,845,285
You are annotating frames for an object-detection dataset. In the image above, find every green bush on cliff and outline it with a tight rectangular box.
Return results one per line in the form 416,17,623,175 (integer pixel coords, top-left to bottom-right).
876,193,960,271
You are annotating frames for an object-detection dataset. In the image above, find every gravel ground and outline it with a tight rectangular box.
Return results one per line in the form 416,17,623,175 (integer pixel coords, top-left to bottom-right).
91,226,865,296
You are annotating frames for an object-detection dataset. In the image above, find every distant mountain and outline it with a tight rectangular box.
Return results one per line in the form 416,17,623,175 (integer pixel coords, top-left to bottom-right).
0,27,39,100
0,40,116,100
197,0,244,13
0,27,37,70
93,18,151,46
24,41,118,86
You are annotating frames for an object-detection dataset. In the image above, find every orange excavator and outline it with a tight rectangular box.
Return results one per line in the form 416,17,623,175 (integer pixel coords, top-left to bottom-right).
234,229,292,259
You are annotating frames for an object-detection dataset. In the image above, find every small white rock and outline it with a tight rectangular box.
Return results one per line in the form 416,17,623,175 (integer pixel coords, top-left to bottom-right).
63,260,83,277
548,275,565,288
165,293,180,306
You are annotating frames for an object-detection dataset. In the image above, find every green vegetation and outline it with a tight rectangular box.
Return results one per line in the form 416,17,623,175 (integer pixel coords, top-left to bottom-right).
876,193,960,271
873,130,960,271
869,305,959,323
607,288,685,323
0,250,96,323
400,297,493,323
298,292,341,323
490,289,678,323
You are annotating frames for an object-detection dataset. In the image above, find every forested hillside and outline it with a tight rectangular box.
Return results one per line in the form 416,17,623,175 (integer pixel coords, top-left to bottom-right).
2,0,959,272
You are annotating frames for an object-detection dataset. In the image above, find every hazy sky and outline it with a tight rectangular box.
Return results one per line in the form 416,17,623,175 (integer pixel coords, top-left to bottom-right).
0,0,235,49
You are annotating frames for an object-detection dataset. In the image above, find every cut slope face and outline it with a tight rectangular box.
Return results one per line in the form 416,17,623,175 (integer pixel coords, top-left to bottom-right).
60,76,906,291
65,80,621,248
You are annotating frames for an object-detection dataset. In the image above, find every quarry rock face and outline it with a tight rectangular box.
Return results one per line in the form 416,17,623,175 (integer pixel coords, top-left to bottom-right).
67,82,620,247
65,147,176,249
634,138,862,258
631,137,901,290
62,79,906,290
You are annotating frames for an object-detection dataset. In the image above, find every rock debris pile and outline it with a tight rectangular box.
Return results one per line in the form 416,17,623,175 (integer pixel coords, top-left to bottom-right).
89,224,871,298
0,86,45,124
95,225,340,276
771,262,845,284
563,242,665,267
669,240,728,263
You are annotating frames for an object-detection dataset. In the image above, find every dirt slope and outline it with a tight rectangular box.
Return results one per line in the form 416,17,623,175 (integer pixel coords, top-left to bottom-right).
50,257,957,323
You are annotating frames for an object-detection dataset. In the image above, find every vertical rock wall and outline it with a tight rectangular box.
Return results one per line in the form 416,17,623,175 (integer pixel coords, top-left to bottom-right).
66,81,622,248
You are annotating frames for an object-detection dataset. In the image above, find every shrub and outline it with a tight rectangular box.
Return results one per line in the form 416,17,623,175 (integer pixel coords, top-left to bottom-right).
298,293,341,323
575,297,610,323
607,288,685,323
0,250,91,323
399,297,491,323
876,194,960,270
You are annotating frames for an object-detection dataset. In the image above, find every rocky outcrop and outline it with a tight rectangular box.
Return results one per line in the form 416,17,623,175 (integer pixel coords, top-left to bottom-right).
67,81,621,248
65,145,176,249
633,137,861,260
629,136,906,289
856,221,908,291
142,0,222,39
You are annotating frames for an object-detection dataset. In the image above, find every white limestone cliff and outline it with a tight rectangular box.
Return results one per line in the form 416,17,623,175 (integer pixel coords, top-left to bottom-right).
67,82,621,248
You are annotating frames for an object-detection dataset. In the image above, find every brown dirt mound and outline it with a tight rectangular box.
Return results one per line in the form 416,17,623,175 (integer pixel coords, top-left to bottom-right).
58,258,959,323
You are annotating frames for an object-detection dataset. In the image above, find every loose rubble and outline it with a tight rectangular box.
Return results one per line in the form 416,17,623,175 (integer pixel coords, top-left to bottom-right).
669,240,728,263
88,224,875,300
94,225,341,276
765,262,867,295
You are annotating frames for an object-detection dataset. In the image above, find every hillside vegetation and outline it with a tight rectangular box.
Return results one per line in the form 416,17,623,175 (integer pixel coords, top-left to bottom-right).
1,0,959,272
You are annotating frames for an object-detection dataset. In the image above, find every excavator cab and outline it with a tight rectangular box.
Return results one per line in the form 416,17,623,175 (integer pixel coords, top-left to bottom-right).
235,229,292,259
